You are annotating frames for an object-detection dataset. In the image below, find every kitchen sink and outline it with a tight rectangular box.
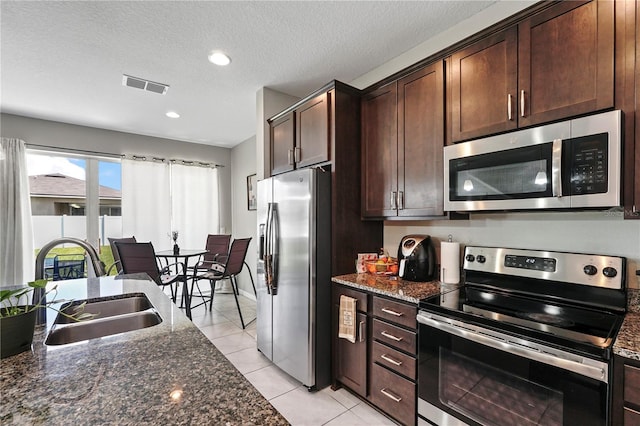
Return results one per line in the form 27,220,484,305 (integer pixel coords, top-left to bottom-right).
54,293,154,324
45,293,162,345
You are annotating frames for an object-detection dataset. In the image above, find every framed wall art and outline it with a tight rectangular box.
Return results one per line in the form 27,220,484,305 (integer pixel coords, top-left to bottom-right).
247,174,257,211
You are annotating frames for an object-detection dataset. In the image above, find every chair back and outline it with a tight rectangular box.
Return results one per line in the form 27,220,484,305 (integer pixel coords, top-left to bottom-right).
203,234,231,265
108,236,137,273
115,242,161,284
224,238,252,277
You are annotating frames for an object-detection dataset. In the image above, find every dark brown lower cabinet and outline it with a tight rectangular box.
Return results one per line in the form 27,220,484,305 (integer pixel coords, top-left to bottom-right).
335,310,368,397
333,282,418,426
370,363,416,426
613,355,640,425
333,285,369,398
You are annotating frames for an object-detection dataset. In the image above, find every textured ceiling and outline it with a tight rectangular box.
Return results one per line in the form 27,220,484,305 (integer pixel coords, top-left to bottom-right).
1,1,495,148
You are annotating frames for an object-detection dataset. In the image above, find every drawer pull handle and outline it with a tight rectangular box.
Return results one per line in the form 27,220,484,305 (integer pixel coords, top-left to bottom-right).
380,354,402,366
381,308,403,317
358,321,365,343
380,388,402,403
380,331,403,342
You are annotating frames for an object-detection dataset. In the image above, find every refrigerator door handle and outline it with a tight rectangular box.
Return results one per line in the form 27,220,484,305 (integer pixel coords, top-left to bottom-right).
265,203,273,294
270,204,279,295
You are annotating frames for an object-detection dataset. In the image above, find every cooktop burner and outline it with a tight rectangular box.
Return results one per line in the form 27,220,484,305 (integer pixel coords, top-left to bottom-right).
520,312,575,326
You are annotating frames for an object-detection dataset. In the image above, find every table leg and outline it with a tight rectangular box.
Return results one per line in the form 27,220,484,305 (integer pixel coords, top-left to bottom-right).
183,276,191,319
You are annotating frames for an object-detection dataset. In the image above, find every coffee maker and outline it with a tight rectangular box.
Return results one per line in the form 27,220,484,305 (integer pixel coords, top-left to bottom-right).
397,235,436,282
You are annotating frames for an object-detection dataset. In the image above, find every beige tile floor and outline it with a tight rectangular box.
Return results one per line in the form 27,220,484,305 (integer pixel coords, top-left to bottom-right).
187,291,398,426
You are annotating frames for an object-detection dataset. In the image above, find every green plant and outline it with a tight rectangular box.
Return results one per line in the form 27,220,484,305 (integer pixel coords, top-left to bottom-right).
0,279,94,321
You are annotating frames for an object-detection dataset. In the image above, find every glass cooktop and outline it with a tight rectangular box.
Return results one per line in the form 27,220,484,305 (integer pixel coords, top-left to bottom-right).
420,285,625,359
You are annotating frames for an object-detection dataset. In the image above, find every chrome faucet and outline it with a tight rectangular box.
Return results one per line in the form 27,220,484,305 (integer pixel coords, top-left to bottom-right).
33,237,107,324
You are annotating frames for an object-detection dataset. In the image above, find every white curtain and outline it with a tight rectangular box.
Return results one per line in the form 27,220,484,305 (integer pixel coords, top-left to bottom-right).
122,159,172,249
0,138,34,287
171,164,220,249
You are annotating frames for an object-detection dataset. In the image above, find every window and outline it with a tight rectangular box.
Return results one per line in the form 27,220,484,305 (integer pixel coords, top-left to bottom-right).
27,150,122,277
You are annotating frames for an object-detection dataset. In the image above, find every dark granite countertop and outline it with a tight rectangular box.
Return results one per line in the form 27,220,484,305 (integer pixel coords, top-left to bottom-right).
0,275,287,425
613,288,640,361
332,273,458,304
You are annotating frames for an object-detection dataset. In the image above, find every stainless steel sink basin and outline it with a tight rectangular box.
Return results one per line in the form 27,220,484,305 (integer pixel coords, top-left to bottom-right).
45,293,162,345
54,293,154,324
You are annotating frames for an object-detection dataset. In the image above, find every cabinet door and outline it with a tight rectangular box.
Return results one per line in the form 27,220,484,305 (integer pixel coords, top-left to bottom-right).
296,92,330,168
336,310,368,398
518,0,614,127
397,62,444,217
450,28,518,142
270,112,295,175
362,83,398,217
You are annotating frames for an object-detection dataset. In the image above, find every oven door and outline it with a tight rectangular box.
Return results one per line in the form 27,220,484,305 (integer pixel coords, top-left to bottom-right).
417,311,609,426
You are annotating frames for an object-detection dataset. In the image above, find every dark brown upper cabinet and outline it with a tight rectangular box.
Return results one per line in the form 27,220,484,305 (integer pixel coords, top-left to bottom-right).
269,92,329,176
450,29,518,143
270,112,295,175
295,92,330,168
397,63,445,217
450,0,614,143
362,62,445,219
361,83,398,218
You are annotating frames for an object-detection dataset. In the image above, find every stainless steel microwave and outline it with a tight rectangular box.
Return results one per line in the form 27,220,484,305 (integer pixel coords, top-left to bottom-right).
444,110,622,212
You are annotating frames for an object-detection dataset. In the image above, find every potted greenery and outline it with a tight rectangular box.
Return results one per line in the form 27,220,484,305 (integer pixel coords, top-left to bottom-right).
0,279,93,359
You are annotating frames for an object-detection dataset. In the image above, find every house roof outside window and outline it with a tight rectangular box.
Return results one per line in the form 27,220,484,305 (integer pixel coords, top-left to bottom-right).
29,173,121,199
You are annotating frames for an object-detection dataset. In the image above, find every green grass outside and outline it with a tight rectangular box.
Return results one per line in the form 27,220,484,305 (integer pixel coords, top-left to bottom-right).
35,246,118,276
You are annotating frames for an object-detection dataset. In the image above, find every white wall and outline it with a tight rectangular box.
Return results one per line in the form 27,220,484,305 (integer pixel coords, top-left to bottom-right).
1,113,233,233
231,135,258,298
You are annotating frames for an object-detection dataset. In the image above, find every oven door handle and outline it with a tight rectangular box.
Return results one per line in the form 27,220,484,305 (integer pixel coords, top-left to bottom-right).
417,312,608,383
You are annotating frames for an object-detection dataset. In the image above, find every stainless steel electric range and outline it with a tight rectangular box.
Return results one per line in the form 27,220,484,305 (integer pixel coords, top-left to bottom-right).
417,246,627,426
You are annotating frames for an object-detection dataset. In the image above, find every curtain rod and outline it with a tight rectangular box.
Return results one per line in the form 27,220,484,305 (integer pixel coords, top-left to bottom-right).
26,143,122,159
25,144,224,168
122,154,224,169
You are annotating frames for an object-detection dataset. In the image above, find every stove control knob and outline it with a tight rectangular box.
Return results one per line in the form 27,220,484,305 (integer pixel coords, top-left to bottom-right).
583,265,598,276
603,267,618,278
476,255,486,264
465,254,475,262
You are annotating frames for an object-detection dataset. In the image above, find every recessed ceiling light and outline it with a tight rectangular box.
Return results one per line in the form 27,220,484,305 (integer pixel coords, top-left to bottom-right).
166,111,180,118
208,51,231,66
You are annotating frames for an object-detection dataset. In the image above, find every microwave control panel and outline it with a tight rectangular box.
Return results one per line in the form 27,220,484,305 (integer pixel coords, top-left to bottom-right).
569,133,608,195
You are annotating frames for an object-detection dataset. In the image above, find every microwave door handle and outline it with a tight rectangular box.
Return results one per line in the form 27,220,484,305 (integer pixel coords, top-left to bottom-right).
552,139,563,197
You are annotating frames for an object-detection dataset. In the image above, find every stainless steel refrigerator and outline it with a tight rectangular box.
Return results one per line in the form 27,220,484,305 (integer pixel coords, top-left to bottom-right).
256,168,331,390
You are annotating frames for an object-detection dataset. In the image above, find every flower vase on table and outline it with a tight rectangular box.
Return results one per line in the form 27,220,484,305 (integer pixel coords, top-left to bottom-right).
171,231,180,255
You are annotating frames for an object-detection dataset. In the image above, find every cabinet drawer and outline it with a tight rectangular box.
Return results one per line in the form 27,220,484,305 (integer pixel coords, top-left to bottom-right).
335,286,368,312
373,319,416,355
372,296,417,329
625,364,640,404
372,340,416,379
624,407,640,425
370,363,416,426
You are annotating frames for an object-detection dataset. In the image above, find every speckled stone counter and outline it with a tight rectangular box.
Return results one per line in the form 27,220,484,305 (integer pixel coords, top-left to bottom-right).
332,273,457,304
0,275,287,425
613,288,640,361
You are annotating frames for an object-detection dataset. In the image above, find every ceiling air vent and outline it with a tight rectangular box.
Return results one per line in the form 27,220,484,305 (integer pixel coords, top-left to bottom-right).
122,74,169,95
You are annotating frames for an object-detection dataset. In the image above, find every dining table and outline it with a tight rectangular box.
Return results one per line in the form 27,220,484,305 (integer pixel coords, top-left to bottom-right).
155,248,208,319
